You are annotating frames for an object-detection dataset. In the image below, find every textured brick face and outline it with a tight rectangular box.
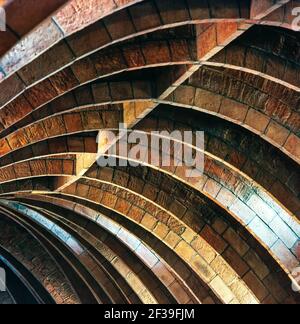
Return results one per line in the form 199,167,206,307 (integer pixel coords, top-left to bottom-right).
0,0,299,305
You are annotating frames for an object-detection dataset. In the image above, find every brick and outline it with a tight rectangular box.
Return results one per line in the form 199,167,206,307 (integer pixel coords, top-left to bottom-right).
165,231,181,248
136,244,158,268
201,226,228,254
141,213,157,230
175,241,197,262
243,271,269,301
173,86,195,106
197,24,217,59
220,98,248,122
191,236,217,264
216,188,236,207
154,223,169,239
223,247,249,277
194,88,222,113
104,10,135,40
152,262,175,286
223,228,249,257
247,194,276,224
117,228,140,250
248,217,277,248
244,109,269,134
269,217,298,249
265,121,290,146
63,113,83,133
129,2,161,31
190,255,215,283
271,240,299,271
284,134,300,160
244,250,270,280
210,276,235,304
230,199,256,225
263,273,288,303
169,281,190,304
203,179,222,198
211,256,237,285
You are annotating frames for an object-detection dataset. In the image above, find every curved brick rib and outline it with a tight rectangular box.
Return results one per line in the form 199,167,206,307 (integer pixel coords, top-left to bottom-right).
17,197,197,304
0,0,68,57
210,25,300,89
0,0,298,305
0,0,252,79
0,157,76,184
0,202,114,304
1,178,298,304
1,100,298,225
0,106,298,279
1,105,299,225
90,150,299,279
0,75,297,191
0,37,194,134
162,68,300,164
0,107,122,157
1,0,293,80
5,201,158,304
37,185,255,302
59,178,300,304
0,214,80,304
0,24,296,136
9,193,217,304
0,178,259,304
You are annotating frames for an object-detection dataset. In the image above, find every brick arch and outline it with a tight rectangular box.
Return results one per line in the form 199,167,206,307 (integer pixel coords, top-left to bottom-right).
140,106,300,220
163,66,300,164
0,35,196,132
34,172,300,302
0,200,167,304
210,25,300,89
1,176,299,304
1,0,295,81
2,192,220,304
0,202,118,304
0,71,297,168
0,105,296,284
0,135,98,169
13,196,205,304
1,68,297,164
91,131,300,280
0,24,298,139
0,213,80,304
0,0,299,305
78,165,299,302
0,245,56,304
0,107,122,157
0,81,152,137
0,0,68,57
0,178,259,304
0,105,298,282
0,156,77,184
8,174,297,303
5,192,223,304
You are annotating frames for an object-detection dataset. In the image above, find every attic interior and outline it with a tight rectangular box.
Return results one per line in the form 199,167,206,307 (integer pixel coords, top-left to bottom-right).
0,0,299,305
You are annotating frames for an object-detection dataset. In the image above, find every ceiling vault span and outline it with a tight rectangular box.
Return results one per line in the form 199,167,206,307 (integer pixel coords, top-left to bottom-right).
0,0,299,305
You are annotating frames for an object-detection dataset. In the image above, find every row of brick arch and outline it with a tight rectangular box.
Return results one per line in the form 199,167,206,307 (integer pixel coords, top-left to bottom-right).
0,0,299,304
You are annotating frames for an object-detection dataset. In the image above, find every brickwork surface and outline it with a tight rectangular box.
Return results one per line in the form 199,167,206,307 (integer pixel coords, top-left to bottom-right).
0,0,299,304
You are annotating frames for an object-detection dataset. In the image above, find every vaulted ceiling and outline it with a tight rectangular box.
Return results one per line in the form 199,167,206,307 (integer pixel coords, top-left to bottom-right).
0,0,299,304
